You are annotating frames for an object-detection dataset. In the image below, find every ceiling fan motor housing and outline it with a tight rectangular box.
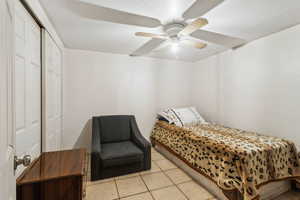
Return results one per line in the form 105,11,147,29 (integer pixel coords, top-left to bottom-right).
164,23,186,37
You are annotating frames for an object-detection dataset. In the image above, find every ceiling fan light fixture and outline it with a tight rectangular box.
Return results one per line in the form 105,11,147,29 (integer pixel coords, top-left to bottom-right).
170,35,181,43
171,42,180,53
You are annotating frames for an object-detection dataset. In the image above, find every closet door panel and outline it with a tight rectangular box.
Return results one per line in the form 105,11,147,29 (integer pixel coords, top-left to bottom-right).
15,0,41,175
43,30,63,152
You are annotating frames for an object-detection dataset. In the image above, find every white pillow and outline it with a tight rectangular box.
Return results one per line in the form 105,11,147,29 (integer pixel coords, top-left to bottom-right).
158,107,206,127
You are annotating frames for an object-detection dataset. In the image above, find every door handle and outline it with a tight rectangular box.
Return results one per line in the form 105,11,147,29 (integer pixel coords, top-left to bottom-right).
14,155,31,170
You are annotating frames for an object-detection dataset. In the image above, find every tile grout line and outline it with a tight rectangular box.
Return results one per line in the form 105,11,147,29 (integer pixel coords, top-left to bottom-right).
139,172,156,200
140,170,162,176
164,171,197,200
154,148,215,200
155,147,205,200
149,184,182,193
118,190,150,199
151,150,192,200
116,175,151,199
142,152,175,200
114,179,121,199
160,167,191,200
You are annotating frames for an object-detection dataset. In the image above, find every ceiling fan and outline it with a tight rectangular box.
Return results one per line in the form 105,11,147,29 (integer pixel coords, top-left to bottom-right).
70,0,246,56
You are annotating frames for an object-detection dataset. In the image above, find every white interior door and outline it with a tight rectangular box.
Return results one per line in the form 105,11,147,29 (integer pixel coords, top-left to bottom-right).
0,0,16,199
14,0,41,175
42,30,63,152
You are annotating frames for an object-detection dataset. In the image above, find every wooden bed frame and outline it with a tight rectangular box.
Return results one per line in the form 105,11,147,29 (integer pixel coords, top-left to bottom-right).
151,139,294,200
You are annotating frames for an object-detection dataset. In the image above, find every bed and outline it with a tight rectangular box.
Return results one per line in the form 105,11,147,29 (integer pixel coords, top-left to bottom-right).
150,120,300,200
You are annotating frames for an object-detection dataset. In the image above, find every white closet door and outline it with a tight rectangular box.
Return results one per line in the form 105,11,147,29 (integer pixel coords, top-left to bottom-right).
0,0,16,199
42,30,62,152
14,0,41,175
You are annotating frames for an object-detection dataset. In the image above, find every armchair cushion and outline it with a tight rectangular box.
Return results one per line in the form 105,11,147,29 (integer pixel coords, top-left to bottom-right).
99,116,131,143
100,141,143,168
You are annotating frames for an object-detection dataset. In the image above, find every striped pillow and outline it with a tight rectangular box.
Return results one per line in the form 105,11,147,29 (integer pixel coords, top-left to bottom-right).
158,107,206,127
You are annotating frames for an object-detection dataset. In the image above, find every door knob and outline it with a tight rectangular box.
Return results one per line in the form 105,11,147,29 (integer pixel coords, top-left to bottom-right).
14,155,31,170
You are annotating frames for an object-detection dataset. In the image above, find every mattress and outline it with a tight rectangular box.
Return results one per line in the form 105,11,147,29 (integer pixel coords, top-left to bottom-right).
150,121,300,200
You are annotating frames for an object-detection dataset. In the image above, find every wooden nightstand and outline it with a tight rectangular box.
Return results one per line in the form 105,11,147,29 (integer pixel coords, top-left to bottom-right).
17,149,87,200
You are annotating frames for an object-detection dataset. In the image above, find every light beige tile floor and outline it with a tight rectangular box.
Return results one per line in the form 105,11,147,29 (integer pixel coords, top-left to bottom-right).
141,172,173,190
177,181,213,200
115,172,140,180
116,176,148,198
151,151,166,161
165,168,191,184
120,192,153,200
86,148,300,200
155,159,177,171
86,181,118,200
151,186,188,200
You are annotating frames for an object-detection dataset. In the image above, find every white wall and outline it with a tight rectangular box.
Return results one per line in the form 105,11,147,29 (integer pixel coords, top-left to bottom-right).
192,56,220,123
63,49,194,150
192,24,300,145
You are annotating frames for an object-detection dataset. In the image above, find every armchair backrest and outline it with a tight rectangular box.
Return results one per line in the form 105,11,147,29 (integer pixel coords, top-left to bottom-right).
94,115,132,144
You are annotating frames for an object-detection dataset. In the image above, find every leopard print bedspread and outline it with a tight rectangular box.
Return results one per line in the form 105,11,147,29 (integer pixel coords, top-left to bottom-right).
150,121,300,200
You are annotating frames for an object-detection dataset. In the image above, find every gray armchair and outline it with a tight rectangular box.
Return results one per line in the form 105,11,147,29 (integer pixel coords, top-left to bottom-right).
91,115,151,181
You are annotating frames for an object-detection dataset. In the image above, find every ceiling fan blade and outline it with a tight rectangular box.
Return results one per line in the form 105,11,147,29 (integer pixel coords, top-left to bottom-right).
69,1,161,28
135,32,168,39
179,18,208,36
130,38,166,56
191,30,246,48
182,40,207,49
183,0,224,20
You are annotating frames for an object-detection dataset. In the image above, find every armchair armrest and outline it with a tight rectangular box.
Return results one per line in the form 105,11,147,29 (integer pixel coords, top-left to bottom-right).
92,117,101,154
91,117,102,181
130,116,151,170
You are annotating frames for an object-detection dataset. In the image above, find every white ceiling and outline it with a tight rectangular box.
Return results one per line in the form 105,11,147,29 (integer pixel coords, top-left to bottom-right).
40,0,300,62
